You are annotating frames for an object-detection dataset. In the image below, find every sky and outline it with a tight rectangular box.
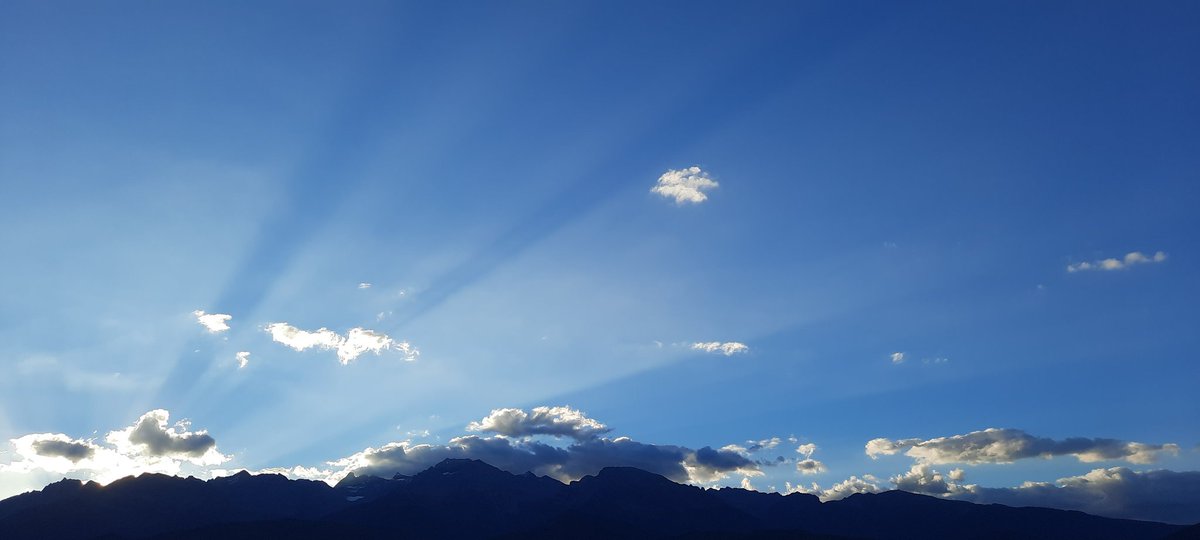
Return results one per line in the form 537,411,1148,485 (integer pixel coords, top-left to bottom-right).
1,0,1199,525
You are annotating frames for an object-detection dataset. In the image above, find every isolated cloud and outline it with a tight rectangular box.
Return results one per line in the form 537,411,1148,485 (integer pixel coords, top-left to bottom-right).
265,323,419,364
890,352,905,364
692,342,749,356
955,467,1200,525
192,310,232,333
793,443,826,475
235,351,250,369
651,166,718,204
466,406,610,441
1,410,228,488
866,428,1179,465
358,282,372,289
1067,251,1167,273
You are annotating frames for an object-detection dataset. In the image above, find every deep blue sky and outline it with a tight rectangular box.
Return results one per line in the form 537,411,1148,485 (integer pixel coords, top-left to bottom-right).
1,0,1198,520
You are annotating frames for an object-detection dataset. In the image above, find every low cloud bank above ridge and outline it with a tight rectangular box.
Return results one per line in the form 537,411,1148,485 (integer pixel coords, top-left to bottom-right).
321,405,762,485
5,409,1198,524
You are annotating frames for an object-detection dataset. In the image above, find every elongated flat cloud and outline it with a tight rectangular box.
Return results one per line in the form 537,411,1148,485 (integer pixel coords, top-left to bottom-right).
866,428,1179,464
467,406,610,440
1067,251,1167,272
692,342,749,356
265,323,419,364
651,166,718,204
1,410,228,486
192,310,232,333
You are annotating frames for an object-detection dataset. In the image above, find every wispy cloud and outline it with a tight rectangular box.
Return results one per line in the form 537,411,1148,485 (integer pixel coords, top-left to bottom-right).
1067,251,1167,273
357,282,372,289
192,310,232,333
651,166,719,204
890,352,905,364
692,342,749,356
866,428,1179,464
265,323,419,364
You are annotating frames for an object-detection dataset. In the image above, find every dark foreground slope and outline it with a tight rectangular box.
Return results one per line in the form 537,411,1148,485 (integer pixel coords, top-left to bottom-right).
0,459,1187,540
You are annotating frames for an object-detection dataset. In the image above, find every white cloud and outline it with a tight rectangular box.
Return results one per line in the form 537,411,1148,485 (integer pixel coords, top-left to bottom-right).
235,351,250,369
651,166,719,204
692,342,749,356
1067,251,1167,273
866,428,1179,465
192,310,232,333
265,323,419,364
796,459,826,475
890,352,905,364
358,282,372,289
466,406,610,441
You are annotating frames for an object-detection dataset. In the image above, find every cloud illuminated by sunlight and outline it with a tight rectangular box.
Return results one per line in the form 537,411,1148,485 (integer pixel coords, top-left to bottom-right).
651,166,719,204
192,310,232,333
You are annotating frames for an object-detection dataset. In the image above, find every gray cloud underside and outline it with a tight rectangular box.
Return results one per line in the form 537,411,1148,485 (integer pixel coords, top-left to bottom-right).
128,414,217,458
30,439,95,462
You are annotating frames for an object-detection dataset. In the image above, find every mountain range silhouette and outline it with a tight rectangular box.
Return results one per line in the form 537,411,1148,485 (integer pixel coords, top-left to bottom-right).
0,458,1195,539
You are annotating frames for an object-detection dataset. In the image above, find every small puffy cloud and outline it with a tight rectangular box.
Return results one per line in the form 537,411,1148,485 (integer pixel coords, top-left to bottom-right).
692,342,749,356
787,474,882,501
747,437,782,452
866,428,1179,465
235,351,250,369
467,406,610,441
106,410,226,465
796,443,817,458
891,463,972,496
192,310,232,333
651,166,718,204
1067,251,1167,273
955,467,1200,525
890,352,905,364
796,459,826,475
265,323,419,364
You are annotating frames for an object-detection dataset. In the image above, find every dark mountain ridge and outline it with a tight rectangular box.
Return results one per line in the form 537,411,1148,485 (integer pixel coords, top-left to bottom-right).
0,459,1189,539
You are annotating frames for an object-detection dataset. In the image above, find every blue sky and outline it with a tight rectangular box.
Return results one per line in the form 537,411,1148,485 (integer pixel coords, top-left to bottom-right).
1,0,1198,523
